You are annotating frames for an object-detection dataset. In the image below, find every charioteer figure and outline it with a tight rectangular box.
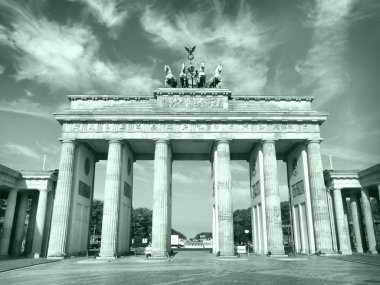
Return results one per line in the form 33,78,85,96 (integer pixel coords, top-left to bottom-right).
163,45,222,89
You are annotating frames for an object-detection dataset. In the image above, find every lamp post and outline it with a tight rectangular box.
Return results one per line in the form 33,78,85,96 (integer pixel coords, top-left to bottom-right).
244,229,250,256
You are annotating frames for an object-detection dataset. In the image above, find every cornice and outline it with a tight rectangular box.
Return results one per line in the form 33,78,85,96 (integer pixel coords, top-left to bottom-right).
68,95,153,101
232,95,313,102
0,164,21,178
153,88,232,97
53,112,328,124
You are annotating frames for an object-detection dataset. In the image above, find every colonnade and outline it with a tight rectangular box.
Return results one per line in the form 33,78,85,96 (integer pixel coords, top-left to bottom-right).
331,187,379,254
250,140,334,255
0,187,54,258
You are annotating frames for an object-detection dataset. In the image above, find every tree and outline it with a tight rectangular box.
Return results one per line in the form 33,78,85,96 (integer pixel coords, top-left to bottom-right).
233,208,251,244
172,228,187,240
91,199,103,235
280,201,291,225
194,232,212,240
131,207,152,239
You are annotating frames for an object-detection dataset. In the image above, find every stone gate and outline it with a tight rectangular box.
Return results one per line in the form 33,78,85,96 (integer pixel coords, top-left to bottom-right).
45,87,335,259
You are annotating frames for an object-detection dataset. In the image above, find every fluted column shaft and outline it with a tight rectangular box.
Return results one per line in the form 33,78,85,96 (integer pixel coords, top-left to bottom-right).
24,197,38,255
47,140,76,258
262,141,284,255
31,190,48,257
0,189,18,256
350,192,364,253
332,189,352,254
99,140,122,258
152,140,171,257
377,184,380,216
216,140,234,256
361,188,376,253
11,192,29,256
306,140,333,253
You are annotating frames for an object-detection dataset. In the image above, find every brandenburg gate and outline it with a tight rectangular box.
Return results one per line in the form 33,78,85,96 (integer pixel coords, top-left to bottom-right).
46,81,335,259
44,48,336,259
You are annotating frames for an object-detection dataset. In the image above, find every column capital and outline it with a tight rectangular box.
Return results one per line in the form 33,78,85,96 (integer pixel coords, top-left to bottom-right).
215,139,230,144
59,139,77,145
154,139,170,145
108,139,122,144
306,139,323,144
259,139,278,147
37,188,49,193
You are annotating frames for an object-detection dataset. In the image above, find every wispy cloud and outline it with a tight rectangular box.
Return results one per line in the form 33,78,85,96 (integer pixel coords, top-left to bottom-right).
2,142,40,160
295,0,354,107
24,89,34,97
0,0,159,95
321,143,380,169
0,98,56,120
71,0,128,37
140,1,276,94
0,64,5,74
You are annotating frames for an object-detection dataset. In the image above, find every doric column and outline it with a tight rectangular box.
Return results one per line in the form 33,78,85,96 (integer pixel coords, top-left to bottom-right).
306,140,333,253
262,140,284,255
24,196,38,255
350,192,364,253
0,189,18,256
377,184,380,215
99,140,122,258
152,140,171,257
47,140,76,258
215,140,234,256
332,189,352,254
361,188,376,253
252,206,257,253
11,192,29,256
30,189,48,258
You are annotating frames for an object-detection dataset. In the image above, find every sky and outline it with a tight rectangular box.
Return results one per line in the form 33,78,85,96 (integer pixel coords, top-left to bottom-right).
0,0,380,238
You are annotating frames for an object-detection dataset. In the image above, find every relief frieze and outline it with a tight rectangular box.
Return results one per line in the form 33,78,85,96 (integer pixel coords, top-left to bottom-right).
160,96,225,109
291,180,305,198
251,181,260,199
63,122,319,134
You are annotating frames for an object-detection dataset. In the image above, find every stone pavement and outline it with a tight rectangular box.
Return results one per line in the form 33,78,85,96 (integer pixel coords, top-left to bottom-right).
0,257,59,273
0,252,379,284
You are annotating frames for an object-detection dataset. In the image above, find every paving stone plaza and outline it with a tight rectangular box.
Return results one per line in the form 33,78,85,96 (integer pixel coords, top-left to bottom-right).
0,252,380,284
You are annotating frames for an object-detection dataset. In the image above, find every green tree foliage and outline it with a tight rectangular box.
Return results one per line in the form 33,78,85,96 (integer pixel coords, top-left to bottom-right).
194,232,212,240
280,201,291,226
171,228,187,239
233,208,252,244
131,207,152,239
91,199,103,235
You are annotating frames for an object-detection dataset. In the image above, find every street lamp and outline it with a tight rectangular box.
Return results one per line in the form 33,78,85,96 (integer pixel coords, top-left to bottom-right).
244,229,250,256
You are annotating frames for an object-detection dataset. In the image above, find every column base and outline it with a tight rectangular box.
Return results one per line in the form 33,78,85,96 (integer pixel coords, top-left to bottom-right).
97,256,117,260
148,256,169,261
47,256,65,260
47,252,66,259
339,249,353,255
315,248,335,255
218,255,237,259
366,249,377,254
151,250,170,258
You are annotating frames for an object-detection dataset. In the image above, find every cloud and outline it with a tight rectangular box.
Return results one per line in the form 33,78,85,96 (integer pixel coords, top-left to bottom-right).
0,1,159,95
0,64,5,74
2,142,40,160
140,1,276,94
24,89,34,97
71,0,128,37
321,143,380,169
295,0,355,107
0,98,57,120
